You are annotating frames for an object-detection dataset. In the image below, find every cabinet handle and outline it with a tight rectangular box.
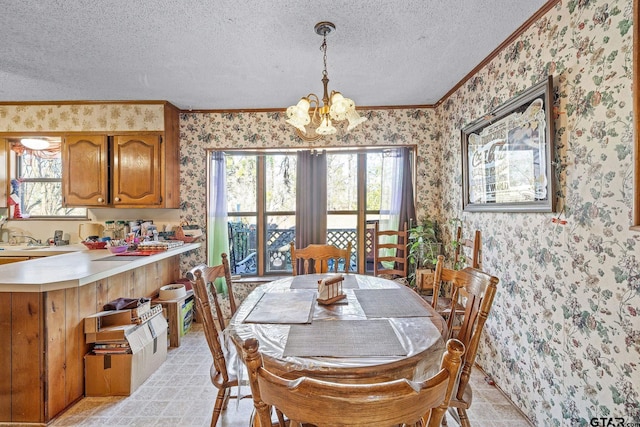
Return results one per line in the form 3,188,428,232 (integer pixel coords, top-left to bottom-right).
97,197,104,203
114,197,121,202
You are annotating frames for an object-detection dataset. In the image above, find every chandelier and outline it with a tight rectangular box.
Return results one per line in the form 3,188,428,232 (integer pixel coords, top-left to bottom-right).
285,22,367,141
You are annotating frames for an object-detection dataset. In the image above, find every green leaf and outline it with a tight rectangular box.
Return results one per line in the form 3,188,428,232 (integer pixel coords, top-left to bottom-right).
611,266,626,283
609,385,625,404
617,19,631,36
614,144,630,161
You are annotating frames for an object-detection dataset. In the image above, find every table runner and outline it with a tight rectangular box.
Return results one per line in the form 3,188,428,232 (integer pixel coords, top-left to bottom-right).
283,319,406,357
243,290,315,324
290,274,359,289
354,288,433,318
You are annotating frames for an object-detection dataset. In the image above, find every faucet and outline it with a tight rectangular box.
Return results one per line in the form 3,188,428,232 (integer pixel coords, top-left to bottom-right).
12,234,44,246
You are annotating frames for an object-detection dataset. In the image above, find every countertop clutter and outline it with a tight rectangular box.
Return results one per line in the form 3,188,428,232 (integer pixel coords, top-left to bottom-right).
0,242,201,292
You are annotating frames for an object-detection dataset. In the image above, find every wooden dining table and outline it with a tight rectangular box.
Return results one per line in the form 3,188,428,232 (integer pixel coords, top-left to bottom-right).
226,273,447,384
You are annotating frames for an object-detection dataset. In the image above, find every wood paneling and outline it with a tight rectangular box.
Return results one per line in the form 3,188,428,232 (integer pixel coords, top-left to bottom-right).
45,290,66,420
65,286,87,410
95,278,108,313
163,103,180,208
11,292,43,423
143,262,161,297
107,270,135,301
0,293,11,420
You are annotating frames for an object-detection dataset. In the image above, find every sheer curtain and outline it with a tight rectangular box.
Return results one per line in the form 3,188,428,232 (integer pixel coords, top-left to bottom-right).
379,147,415,231
208,151,230,291
295,149,327,249
378,148,416,265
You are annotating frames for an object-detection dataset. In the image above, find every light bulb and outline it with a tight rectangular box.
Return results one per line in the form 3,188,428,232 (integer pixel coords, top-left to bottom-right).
315,116,337,135
21,138,50,150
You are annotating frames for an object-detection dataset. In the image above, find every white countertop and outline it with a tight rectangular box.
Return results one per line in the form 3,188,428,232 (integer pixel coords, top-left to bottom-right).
0,242,201,293
0,243,84,257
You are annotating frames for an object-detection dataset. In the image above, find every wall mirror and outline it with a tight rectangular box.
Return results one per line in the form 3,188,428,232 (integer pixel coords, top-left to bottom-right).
461,76,555,213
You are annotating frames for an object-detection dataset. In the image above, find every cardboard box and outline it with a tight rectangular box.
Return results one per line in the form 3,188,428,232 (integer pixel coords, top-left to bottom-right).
84,314,168,396
85,323,139,344
84,309,132,334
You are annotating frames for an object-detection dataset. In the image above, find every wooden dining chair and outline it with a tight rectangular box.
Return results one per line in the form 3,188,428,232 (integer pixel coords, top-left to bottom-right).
242,337,465,427
191,253,238,330
373,221,409,284
453,227,482,270
443,267,499,427
191,253,245,426
422,255,465,324
289,242,352,275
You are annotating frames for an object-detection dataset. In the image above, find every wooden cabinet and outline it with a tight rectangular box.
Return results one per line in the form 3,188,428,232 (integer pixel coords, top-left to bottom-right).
62,104,180,208
62,134,109,206
0,256,29,265
112,135,162,206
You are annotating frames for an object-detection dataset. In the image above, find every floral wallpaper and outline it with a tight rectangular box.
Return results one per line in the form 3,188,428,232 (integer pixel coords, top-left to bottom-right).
178,1,638,425
178,109,440,269
436,0,637,425
0,103,165,131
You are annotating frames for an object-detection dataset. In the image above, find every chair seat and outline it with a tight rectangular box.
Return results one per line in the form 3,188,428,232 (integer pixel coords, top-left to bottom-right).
449,380,473,409
210,362,239,388
422,295,465,316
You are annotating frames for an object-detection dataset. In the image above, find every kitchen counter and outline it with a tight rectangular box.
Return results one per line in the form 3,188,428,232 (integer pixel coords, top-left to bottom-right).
0,241,201,425
0,242,201,292
0,243,84,257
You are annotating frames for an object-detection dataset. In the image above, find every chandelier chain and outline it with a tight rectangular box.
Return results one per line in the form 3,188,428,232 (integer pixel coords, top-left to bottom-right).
321,34,328,77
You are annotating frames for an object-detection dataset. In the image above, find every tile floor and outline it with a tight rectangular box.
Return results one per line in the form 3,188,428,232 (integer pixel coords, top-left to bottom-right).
52,323,533,427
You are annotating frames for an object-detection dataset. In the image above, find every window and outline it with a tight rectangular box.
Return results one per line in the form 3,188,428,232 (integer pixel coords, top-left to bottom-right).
223,147,415,276
7,138,87,219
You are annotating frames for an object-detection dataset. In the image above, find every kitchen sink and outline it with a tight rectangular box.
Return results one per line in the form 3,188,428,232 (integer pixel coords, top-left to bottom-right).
0,245,46,251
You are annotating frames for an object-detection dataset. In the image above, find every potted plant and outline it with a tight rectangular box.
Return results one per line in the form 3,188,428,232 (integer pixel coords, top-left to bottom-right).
407,219,442,286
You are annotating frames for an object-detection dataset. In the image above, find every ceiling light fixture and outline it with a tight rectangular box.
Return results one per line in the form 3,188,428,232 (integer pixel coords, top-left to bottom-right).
20,138,50,150
286,21,367,141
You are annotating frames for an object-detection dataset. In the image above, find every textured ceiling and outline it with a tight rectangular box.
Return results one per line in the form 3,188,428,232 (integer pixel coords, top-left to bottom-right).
0,1,549,110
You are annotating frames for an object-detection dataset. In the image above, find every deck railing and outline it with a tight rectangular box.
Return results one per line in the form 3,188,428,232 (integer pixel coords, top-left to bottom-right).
227,222,370,274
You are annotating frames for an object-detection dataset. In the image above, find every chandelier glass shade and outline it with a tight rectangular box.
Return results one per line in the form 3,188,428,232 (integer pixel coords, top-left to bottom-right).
285,22,367,141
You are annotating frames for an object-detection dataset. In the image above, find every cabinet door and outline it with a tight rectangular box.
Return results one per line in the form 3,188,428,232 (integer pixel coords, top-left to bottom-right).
0,257,30,265
62,135,109,206
112,135,162,206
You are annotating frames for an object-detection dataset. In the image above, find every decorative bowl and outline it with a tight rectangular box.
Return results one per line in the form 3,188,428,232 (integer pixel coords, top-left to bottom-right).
108,245,129,254
82,241,107,250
